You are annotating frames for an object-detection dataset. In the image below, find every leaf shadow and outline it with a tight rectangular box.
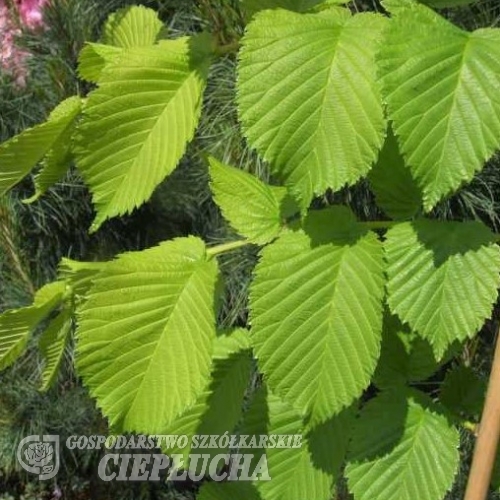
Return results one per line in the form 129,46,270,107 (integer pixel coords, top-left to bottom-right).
413,218,494,267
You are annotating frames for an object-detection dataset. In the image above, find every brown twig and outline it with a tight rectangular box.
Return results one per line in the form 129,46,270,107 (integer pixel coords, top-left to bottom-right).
464,323,500,500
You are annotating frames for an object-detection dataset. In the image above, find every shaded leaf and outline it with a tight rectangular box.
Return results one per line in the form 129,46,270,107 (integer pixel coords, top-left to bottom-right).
385,219,500,358
368,126,421,220
346,388,460,500
161,329,252,463
373,313,442,389
440,365,486,419
78,43,123,83
0,281,65,370
0,96,82,196
39,307,73,391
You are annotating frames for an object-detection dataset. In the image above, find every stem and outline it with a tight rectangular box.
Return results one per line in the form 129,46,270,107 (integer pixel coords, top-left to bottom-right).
464,323,500,500
206,239,251,257
205,220,500,258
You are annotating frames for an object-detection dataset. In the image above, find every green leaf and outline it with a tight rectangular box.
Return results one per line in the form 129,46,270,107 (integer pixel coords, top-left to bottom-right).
385,219,500,358
0,96,82,196
78,6,163,83
238,9,386,211
75,36,212,230
312,0,351,9
23,98,83,203
58,258,103,297
76,237,219,434
0,281,65,370
102,5,164,48
242,0,336,16
198,482,262,500
39,307,72,391
261,393,353,500
373,313,442,389
250,207,385,422
161,329,252,462
346,388,460,500
271,185,300,219
214,326,252,353
33,281,67,307
379,0,500,210
368,127,421,220
240,385,354,499
78,43,123,83
28,140,73,203
209,157,287,245
440,365,486,419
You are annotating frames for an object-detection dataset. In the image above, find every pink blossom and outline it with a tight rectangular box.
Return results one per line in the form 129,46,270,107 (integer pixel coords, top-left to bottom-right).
0,0,30,87
17,0,48,30
0,3,9,32
0,0,48,87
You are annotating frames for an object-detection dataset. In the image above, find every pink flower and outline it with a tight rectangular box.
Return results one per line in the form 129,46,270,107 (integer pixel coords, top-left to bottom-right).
0,3,9,31
0,0,48,87
17,0,48,30
0,0,31,87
